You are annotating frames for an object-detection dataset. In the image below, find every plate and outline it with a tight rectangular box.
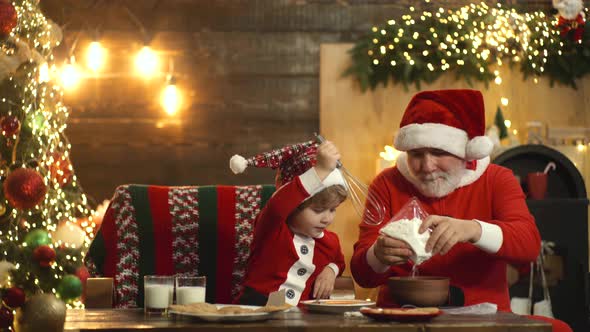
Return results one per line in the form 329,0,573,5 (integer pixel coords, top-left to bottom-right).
360,307,442,322
169,304,284,322
300,299,376,314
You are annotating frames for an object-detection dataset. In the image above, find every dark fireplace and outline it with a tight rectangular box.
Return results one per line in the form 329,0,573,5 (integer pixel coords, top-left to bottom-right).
495,144,589,331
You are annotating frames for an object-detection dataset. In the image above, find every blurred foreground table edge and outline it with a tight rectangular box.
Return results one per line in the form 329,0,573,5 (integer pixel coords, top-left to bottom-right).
64,308,551,332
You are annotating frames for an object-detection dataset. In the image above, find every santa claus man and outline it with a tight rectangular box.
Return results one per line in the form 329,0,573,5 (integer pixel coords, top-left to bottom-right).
350,89,571,332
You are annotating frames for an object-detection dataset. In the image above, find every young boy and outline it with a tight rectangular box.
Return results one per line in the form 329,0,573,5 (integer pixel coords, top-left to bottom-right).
229,140,348,306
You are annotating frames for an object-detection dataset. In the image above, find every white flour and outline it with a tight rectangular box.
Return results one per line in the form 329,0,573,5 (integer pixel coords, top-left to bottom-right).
379,217,432,265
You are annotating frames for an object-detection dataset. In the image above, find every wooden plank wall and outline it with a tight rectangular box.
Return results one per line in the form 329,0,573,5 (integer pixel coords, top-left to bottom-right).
39,0,550,202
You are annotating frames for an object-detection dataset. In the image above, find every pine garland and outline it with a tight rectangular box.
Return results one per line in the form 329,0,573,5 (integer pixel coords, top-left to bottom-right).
345,3,590,90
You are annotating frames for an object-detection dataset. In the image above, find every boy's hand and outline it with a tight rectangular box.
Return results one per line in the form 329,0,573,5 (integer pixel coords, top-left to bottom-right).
315,141,341,181
313,266,337,299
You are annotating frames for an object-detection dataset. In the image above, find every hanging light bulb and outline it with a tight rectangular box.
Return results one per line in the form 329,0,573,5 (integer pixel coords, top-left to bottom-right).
86,40,106,72
161,75,180,116
135,45,159,78
60,56,81,90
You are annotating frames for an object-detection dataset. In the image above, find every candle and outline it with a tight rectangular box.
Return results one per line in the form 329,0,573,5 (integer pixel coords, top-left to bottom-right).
176,286,206,305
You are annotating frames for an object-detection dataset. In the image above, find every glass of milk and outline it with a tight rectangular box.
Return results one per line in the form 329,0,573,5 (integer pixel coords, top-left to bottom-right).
175,276,206,305
144,275,174,315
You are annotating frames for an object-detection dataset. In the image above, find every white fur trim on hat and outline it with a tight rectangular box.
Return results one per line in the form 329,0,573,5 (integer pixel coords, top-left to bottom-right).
299,168,347,198
321,168,347,190
229,154,248,174
465,136,493,161
394,123,468,158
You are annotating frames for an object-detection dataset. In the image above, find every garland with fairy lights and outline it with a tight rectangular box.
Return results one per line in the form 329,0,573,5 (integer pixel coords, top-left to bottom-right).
345,2,590,90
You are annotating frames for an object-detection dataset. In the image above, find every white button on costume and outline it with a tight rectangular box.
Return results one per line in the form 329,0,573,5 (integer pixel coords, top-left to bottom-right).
278,234,317,305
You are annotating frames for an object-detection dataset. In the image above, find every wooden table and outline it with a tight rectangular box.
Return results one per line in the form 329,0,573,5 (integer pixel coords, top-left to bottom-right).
65,309,551,332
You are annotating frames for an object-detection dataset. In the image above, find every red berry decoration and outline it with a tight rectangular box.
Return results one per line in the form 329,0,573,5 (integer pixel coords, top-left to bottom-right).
47,152,72,187
0,305,12,328
3,287,25,308
4,168,47,209
75,266,89,284
0,1,17,37
0,115,20,137
33,245,55,267
75,266,90,301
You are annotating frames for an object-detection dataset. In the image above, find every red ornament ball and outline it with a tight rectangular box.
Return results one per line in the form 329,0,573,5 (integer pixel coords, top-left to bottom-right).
33,245,55,267
47,152,72,187
4,168,47,209
0,115,20,137
0,1,16,37
0,305,13,328
3,287,25,308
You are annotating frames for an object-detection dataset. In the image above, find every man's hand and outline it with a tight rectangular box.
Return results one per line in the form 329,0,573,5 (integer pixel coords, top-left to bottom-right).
373,235,414,266
419,215,482,255
314,141,340,181
313,266,337,299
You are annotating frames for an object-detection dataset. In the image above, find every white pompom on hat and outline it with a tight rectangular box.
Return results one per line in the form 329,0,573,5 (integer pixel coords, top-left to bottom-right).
229,155,249,174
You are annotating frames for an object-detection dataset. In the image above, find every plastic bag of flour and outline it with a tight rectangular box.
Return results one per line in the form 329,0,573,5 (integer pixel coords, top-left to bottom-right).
378,197,432,265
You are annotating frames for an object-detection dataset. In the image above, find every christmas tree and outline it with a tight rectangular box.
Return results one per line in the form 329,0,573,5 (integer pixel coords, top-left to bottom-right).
494,106,508,140
0,0,93,326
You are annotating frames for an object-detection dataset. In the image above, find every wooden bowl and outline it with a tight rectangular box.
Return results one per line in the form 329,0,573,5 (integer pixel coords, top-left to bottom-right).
387,276,450,307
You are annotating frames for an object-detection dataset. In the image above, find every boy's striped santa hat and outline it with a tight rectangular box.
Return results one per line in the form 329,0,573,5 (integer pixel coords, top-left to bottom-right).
229,140,346,189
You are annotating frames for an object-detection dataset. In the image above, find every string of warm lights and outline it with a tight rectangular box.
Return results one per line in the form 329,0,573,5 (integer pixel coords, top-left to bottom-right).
59,39,181,116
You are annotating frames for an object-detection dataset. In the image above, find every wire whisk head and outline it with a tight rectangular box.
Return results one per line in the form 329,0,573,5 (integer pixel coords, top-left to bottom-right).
314,133,386,225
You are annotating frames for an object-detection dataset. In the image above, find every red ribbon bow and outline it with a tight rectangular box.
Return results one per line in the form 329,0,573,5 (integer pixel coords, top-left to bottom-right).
557,13,586,42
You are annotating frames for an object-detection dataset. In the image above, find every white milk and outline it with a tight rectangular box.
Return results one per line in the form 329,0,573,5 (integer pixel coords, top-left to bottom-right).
144,285,173,309
176,286,206,305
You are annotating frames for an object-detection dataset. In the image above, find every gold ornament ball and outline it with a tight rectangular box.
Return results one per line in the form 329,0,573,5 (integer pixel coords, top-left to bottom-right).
13,294,66,332
0,202,6,216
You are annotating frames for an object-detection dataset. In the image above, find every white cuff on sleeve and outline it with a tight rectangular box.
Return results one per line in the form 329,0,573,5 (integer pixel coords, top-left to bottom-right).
473,219,503,254
298,168,324,195
366,243,390,273
327,263,340,276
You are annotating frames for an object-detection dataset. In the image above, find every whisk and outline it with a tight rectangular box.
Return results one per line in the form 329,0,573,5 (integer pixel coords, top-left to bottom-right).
314,133,386,225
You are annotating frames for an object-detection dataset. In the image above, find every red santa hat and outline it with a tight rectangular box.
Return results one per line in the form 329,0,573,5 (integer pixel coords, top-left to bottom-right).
229,140,346,189
394,89,493,161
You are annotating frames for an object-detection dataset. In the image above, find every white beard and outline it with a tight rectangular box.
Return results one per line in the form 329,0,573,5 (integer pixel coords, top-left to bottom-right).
396,153,491,197
412,167,465,198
